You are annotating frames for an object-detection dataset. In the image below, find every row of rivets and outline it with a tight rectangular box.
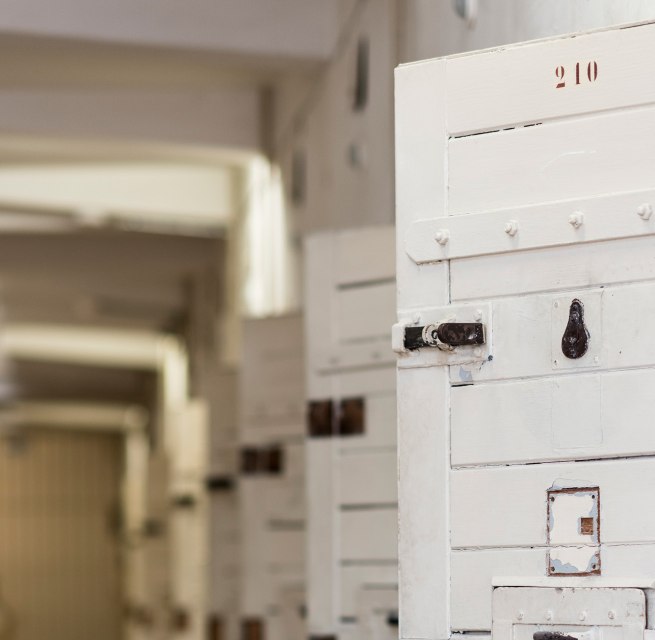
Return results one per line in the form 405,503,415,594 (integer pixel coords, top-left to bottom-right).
435,203,653,245
516,609,617,621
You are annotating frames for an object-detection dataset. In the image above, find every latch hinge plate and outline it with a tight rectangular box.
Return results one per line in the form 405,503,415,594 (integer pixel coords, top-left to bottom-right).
393,303,492,368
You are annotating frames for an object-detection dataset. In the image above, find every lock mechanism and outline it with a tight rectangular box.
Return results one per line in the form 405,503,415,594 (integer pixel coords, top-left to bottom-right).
403,322,486,351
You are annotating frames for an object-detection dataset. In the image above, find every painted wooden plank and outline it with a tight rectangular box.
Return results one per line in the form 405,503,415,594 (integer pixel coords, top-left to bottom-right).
264,480,305,523
335,226,396,286
314,338,395,372
450,458,655,549
340,508,398,561
397,364,450,640
340,565,398,618
241,417,305,445
446,21,655,136
450,281,655,383
239,478,271,614
356,587,398,640
338,450,397,506
241,314,304,416
451,544,655,632
451,547,546,631
266,529,305,569
306,227,396,377
448,107,655,217
407,188,655,263
336,281,396,343
304,231,337,400
395,57,449,318
451,369,655,466
306,439,337,635
451,234,655,302
334,367,396,398
283,440,305,480
338,391,397,451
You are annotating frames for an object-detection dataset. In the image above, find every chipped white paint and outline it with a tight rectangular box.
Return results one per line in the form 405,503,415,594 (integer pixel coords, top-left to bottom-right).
548,489,599,546
395,20,655,640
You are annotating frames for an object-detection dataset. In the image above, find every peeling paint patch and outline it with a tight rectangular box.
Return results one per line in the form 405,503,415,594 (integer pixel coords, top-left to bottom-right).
547,486,600,576
458,367,473,382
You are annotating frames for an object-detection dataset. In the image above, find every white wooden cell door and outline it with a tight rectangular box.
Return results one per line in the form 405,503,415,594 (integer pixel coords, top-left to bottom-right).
395,20,655,640
304,227,398,640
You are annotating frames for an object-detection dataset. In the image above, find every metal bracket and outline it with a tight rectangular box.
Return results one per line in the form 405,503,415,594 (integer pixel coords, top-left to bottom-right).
393,303,492,368
403,322,485,351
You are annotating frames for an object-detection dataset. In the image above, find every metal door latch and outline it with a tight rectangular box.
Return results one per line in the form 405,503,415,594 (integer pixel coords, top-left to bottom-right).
403,322,486,351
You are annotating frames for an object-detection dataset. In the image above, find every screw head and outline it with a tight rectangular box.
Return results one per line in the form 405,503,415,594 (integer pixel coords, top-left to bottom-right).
474,309,483,321
579,611,587,621
545,611,553,621
517,611,524,621
608,610,616,620
638,203,653,220
569,211,585,229
435,229,450,246
504,220,519,236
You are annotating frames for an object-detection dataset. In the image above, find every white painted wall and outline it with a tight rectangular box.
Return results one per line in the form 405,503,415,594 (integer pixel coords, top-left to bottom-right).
0,87,261,151
0,0,339,61
400,1,655,63
274,0,397,234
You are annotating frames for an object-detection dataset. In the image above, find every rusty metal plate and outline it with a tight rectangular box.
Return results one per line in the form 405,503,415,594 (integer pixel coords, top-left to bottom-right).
307,400,334,437
547,486,600,576
240,446,284,475
241,618,264,640
205,474,235,492
207,614,223,640
241,447,260,474
338,397,365,436
261,445,284,474
171,607,190,631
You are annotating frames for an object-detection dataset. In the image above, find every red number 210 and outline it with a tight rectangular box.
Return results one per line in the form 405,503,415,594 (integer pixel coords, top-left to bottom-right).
555,61,598,89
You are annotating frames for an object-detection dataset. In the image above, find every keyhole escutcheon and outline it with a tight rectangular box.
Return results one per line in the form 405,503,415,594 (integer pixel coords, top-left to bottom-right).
561,298,589,359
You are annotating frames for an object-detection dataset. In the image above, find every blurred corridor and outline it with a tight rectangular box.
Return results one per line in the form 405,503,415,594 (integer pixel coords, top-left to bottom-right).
0,2,652,639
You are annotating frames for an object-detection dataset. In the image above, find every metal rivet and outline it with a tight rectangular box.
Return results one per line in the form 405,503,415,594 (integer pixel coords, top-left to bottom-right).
579,611,587,621
569,211,584,229
553,359,559,367
517,611,524,621
545,610,553,621
504,220,519,236
474,309,483,321
435,229,450,245
638,203,653,220
608,610,616,620
553,301,559,308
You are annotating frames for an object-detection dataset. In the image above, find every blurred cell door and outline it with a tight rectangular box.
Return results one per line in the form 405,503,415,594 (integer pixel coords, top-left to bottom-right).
0,428,123,640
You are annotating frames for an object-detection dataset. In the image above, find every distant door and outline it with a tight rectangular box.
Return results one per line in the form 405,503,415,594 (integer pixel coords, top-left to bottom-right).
0,428,123,640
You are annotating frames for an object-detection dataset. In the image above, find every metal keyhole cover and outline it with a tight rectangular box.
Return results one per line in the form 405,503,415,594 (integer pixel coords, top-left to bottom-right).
561,298,590,359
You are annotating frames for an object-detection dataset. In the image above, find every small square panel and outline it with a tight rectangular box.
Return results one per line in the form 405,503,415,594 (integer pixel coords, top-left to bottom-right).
338,397,365,437
307,400,334,437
